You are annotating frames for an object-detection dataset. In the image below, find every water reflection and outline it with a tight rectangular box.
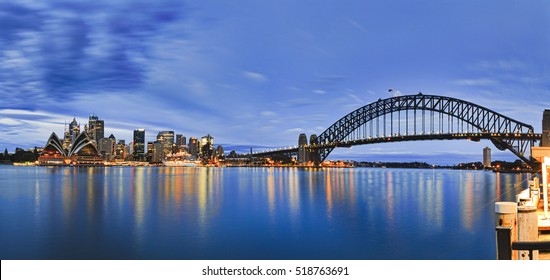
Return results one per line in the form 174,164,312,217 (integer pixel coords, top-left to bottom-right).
0,165,536,260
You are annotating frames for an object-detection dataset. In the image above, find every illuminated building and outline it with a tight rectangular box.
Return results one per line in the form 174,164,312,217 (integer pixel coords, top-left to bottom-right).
147,142,154,162
200,134,214,159
116,140,126,160
188,137,198,158
98,134,116,161
69,117,80,143
157,131,175,157
176,134,187,152
309,134,319,164
147,141,164,163
88,114,104,144
483,147,491,168
216,145,225,158
133,129,145,160
153,142,163,163
298,133,308,163
38,131,102,165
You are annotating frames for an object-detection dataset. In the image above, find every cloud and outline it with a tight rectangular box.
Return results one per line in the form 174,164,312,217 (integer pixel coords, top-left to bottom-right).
313,89,327,95
260,111,277,117
344,17,368,33
454,78,499,87
470,59,527,72
243,71,268,82
0,0,188,103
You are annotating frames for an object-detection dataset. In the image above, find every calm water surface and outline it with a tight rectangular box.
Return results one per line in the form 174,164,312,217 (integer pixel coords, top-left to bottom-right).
0,165,530,259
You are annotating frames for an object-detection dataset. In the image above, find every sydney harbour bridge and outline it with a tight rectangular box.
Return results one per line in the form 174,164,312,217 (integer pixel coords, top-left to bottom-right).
252,94,547,167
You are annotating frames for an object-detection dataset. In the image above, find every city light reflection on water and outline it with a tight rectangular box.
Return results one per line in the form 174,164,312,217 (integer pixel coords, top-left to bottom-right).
0,166,532,260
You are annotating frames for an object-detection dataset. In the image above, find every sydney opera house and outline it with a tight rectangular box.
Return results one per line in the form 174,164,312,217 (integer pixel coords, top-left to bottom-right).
38,132,103,166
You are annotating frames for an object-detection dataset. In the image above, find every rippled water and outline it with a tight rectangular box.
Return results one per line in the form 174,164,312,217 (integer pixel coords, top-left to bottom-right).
0,165,530,259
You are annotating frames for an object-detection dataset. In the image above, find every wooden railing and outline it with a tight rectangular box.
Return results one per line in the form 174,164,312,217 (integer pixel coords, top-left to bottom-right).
496,226,550,260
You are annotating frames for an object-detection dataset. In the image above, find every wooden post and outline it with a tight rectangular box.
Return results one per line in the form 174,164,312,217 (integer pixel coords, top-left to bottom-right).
530,178,540,207
496,226,512,260
495,202,517,260
517,206,538,260
543,157,549,219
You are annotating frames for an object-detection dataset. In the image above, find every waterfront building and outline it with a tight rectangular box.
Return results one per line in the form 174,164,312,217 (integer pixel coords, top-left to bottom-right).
88,114,104,144
147,141,164,163
216,145,225,158
152,142,164,163
133,129,145,160
200,134,214,159
188,137,198,158
298,133,308,163
147,142,154,162
69,117,80,143
483,146,491,168
99,137,115,161
63,124,71,149
128,142,134,158
38,131,102,165
310,134,319,164
116,140,126,160
157,131,175,157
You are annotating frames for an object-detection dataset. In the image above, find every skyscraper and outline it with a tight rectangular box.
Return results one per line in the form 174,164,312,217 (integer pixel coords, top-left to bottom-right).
200,134,214,159
99,137,115,161
157,131,175,157
188,137,198,158
133,129,145,160
69,117,80,143
309,134,319,164
298,133,308,163
483,146,491,168
88,114,104,144
116,140,126,160
175,134,187,152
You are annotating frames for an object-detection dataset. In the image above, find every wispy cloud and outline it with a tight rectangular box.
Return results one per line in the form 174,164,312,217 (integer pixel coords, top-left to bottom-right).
0,0,188,103
454,78,499,87
243,71,268,82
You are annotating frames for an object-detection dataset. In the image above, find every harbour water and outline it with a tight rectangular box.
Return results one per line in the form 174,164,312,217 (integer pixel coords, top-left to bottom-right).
0,165,531,260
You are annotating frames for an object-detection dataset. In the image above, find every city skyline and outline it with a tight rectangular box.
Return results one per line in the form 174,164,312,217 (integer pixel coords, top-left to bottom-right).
1,0,549,164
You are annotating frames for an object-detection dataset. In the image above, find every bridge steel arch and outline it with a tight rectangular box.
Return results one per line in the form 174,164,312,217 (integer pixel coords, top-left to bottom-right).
314,94,537,164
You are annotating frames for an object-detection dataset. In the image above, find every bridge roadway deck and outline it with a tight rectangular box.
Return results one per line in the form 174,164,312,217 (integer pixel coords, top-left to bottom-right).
252,132,542,157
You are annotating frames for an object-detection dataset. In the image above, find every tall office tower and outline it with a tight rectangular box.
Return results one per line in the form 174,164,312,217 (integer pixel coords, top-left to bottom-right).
108,134,116,157
309,134,319,164
133,129,145,160
157,131,175,157
69,117,80,143
128,142,134,157
152,142,164,163
188,137,198,158
181,136,187,148
116,140,126,159
99,137,115,161
483,147,491,168
216,145,225,158
543,110,550,147
298,133,308,163
147,141,155,162
200,134,214,159
88,114,104,144
176,134,183,146
63,122,71,149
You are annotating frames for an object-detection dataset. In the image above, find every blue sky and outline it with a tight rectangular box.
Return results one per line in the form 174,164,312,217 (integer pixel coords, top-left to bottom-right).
0,0,549,164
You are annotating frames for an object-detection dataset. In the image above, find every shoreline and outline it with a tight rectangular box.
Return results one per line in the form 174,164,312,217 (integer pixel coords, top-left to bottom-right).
6,162,537,173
